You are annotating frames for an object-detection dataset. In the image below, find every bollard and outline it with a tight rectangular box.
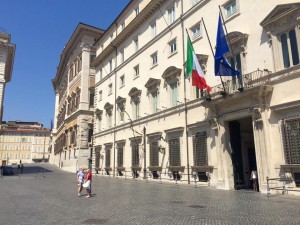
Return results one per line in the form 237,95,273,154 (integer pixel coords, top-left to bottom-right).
266,176,270,197
175,172,178,186
194,173,197,188
159,172,162,184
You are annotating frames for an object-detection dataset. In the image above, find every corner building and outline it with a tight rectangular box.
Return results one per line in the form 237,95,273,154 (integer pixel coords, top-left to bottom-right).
51,23,104,172
93,0,299,194
0,32,15,122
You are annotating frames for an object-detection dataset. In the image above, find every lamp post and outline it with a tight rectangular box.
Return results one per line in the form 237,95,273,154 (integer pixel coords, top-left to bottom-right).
143,126,147,179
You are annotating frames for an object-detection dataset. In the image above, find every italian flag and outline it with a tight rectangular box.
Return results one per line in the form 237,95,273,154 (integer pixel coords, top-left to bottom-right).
186,37,211,92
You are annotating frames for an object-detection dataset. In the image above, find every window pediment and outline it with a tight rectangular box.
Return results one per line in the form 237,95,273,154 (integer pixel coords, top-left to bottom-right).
145,78,161,90
260,3,300,28
128,87,141,98
162,66,181,85
104,102,113,111
116,96,126,106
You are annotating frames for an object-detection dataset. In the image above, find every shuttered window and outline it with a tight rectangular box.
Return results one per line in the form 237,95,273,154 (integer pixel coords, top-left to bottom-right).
192,132,208,166
150,141,159,166
132,142,139,166
282,116,300,164
169,138,181,166
105,148,111,167
117,146,124,167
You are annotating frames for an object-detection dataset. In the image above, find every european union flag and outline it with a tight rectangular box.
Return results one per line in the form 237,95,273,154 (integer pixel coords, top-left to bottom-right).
215,13,240,76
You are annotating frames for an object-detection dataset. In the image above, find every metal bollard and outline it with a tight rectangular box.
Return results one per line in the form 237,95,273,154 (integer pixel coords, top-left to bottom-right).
159,172,162,184
266,176,270,197
193,173,197,188
175,172,178,186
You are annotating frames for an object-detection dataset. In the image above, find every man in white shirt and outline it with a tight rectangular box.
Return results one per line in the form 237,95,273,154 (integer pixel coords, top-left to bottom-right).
77,168,85,196
251,170,258,191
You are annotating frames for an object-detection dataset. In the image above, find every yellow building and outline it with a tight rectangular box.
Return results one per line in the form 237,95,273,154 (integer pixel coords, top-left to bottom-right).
0,121,50,166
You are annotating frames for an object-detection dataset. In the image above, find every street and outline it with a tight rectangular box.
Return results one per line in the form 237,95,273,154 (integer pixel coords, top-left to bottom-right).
0,163,299,225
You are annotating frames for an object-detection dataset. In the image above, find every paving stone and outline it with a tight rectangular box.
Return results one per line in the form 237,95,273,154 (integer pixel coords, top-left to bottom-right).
0,163,300,225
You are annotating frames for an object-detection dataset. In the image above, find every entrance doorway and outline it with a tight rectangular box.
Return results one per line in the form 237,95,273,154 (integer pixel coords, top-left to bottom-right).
228,117,258,190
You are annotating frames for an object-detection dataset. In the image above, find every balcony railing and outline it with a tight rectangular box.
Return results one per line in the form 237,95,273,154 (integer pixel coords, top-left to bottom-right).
205,69,271,99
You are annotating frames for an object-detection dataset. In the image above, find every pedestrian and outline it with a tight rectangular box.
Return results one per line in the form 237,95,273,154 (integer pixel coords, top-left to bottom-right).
251,169,258,191
20,164,24,173
83,168,92,198
77,168,85,197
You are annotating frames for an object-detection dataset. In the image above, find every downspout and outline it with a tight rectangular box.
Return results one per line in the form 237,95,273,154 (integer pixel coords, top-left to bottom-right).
180,0,190,184
112,22,118,177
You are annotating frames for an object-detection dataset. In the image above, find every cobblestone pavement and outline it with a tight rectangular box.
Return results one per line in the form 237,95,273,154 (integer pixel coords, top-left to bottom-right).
1,163,300,225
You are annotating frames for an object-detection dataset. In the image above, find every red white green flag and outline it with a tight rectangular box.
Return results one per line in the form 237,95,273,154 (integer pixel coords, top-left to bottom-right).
186,36,211,92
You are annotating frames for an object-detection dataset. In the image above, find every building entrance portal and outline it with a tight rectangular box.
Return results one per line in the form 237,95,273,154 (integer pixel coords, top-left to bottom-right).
228,117,258,190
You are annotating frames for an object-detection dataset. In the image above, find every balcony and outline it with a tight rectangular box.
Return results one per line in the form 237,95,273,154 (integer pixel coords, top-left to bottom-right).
204,69,272,100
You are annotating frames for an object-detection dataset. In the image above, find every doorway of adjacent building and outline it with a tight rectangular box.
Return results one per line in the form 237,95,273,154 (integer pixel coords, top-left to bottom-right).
228,117,258,190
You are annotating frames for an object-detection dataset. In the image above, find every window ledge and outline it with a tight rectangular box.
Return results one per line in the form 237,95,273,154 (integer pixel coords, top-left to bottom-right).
150,63,158,70
168,51,178,58
192,35,203,43
133,75,140,80
224,12,241,24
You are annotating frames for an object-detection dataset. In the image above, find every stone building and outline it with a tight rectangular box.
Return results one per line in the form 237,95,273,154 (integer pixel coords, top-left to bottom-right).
0,32,15,122
0,121,50,166
90,0,300,195
51,23,104,172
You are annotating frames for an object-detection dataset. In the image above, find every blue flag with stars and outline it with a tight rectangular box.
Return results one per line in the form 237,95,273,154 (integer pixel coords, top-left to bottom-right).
214,13,240,76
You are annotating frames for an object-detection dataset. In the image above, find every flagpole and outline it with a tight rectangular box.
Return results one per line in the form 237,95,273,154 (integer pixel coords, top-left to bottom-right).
218,6,244,91
201,18,227,95
182,27,191,185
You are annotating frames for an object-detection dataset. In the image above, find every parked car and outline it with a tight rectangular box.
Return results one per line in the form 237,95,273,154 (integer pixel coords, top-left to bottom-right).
2,166,14,175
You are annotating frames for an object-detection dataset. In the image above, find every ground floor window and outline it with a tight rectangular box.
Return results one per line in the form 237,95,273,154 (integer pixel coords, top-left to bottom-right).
282,116,300,164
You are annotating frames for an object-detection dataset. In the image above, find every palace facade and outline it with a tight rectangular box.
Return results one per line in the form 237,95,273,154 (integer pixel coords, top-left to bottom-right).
52,0,300,194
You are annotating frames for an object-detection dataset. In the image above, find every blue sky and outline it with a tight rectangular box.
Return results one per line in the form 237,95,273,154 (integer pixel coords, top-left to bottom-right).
0,0,130,128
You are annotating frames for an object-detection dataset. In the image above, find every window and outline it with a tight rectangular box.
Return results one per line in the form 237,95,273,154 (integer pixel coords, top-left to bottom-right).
99,90,102,101
192,132,208,166
132,100,140,120
169,39,177,55
131,140,140,167
150,141,159,166
225,0,237,18
170,82,178,107
134,7,139,16
191,23,201,40
120,75,125,88
108,83,113,95
169,138,181,166
134,65,139,78
151,52,158,66
97,68,103,81
121,22,125,30
106,111,112,128
151,91,158,113
280,29,299,68
105,147,111,168
282,116,300,164
95,110,102,132
168,5,175,24
190,0,200,6
150,21,157,38
133,37,139,52
89,90,94,107
117,145,124,167
120,49,124,63
109,60,113,73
